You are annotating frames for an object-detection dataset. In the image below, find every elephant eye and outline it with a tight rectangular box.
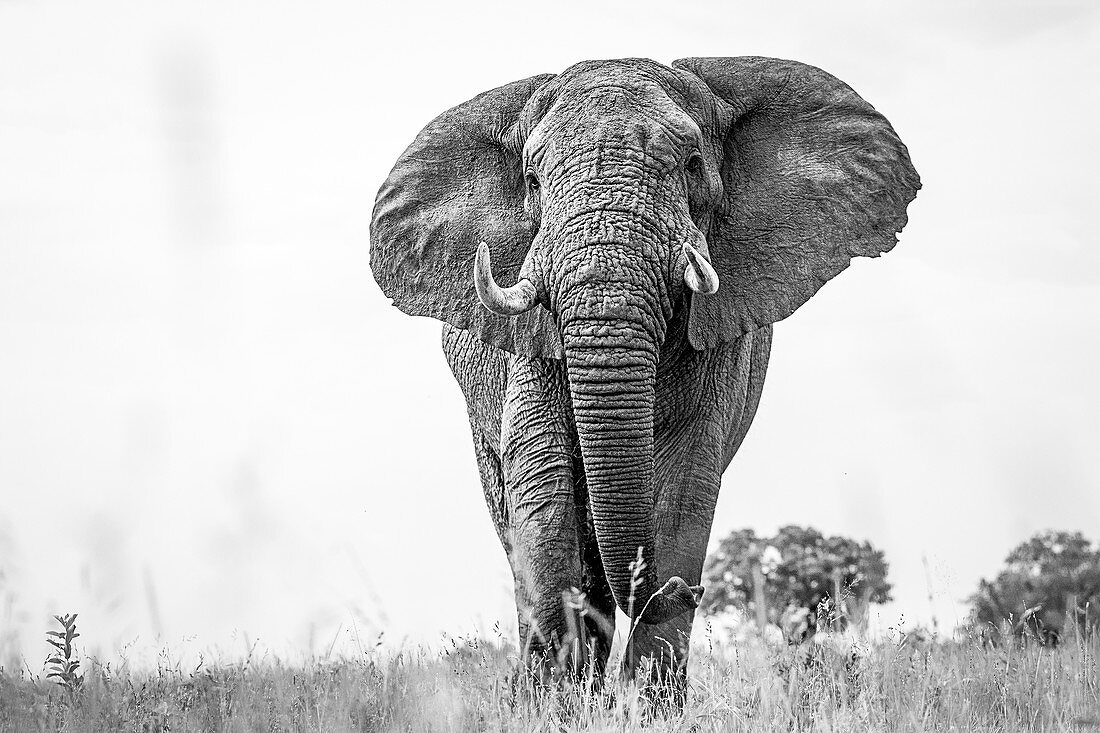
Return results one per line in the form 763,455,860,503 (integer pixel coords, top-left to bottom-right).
684,152,709,225
685,153,703,177
525,172,540,192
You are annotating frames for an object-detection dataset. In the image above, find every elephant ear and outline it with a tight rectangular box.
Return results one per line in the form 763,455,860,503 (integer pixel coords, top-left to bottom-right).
672,57,920,349
370,74,564,358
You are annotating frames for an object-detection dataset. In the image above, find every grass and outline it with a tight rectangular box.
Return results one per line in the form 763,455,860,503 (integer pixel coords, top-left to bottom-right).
0,619,1097,732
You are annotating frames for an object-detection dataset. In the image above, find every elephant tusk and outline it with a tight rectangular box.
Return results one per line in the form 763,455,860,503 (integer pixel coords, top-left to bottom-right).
683,242,719,295
473,242,539,316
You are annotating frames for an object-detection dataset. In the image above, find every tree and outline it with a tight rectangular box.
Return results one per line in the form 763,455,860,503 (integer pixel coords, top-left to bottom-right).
701,525,891,637
968,530,1100,644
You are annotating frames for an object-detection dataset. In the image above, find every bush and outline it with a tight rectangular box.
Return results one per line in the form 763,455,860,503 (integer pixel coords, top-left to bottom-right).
968,530,1100,644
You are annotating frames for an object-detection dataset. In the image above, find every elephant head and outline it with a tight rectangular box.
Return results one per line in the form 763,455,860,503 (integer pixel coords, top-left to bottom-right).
370,58,919,624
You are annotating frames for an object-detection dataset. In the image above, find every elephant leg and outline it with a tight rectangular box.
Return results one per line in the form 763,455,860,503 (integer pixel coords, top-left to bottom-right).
500,357,584,671
622,469,719,697
625,329,771,694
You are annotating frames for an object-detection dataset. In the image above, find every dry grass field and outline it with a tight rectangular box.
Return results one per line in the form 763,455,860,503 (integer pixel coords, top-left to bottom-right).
1,621,1097,732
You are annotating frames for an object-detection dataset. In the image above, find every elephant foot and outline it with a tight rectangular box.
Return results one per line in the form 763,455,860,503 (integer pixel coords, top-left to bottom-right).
637,577,704,625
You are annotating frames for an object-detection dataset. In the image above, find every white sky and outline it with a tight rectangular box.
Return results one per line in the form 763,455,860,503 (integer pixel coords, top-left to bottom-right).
1,0,1098,664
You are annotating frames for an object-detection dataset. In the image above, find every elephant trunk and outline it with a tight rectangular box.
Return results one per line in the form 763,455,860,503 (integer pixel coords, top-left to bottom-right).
561,299,702,624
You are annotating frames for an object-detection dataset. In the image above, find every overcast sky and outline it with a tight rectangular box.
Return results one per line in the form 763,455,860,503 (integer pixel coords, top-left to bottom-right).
1,0,1098,664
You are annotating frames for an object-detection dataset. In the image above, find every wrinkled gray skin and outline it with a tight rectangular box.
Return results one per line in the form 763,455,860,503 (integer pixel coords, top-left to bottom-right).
370,57,919,685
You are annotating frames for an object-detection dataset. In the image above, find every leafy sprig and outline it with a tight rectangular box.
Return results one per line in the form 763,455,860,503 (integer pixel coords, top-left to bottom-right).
45,612,83,694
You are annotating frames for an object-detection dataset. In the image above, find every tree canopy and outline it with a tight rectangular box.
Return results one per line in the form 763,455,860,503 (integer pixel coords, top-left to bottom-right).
702,525,891,636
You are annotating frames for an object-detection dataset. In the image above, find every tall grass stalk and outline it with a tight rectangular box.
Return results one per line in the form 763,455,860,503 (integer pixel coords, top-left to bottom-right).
1,620,1097,732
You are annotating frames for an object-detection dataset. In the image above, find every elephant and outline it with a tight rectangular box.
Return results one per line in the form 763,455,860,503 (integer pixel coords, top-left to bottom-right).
369,57,919,685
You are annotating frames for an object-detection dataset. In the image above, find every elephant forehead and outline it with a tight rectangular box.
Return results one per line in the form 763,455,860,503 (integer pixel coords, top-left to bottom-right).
526,92,699,173
544,58,719,130
522,64,700,169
